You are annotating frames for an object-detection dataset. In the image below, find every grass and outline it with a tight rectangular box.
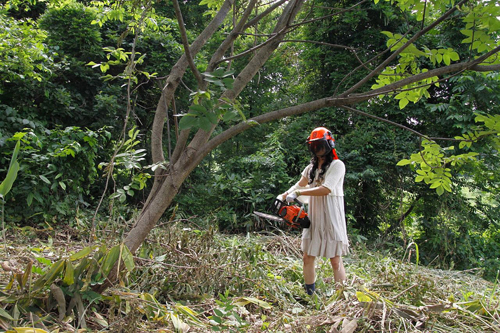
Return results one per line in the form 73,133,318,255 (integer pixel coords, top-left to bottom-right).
0,221,499,332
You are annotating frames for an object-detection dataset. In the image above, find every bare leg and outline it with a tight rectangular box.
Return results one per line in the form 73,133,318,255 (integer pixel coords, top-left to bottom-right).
303,252,316,284
330,256,346,283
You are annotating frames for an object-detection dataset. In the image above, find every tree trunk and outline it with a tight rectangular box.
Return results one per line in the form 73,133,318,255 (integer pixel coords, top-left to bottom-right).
124,0,306,252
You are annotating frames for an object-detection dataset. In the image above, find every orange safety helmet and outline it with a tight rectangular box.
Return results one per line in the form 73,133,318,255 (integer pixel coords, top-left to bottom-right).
306,127,338,159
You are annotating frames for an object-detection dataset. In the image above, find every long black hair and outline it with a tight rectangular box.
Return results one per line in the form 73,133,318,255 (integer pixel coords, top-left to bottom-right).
308,150,334,185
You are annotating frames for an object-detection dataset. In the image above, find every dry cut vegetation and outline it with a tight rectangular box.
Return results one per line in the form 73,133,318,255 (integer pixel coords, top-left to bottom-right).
0,223,499,332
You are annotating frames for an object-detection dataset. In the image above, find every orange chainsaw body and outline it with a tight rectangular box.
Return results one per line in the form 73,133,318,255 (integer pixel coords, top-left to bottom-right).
273,199,310,229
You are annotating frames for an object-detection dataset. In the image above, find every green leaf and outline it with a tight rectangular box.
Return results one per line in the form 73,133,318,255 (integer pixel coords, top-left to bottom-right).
9,328,49,333
121,244,135,271
39,175,51,184
199,118,213,132
443,54,451,65
222,78,233,89
0,161,19,197
178,115,198,130
430,181,441,189
399,97,409,109
73,258,91,280
396,159,411,166
203,77,222,85
222,110,237,122
221,70,235,78
0,307,14,320
436,186,444,196
416,169,427,176
442,181,452,192
33,259,65,291
0,140,21,197
21,261,33,289
206,112,218,124
70,246,95,261
189,104,207,113
101,245,120,276
63,260,75,285
356,291,372,302
175,303,203,325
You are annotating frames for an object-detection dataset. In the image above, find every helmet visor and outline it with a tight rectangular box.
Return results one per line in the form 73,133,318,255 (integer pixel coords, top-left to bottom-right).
308,139,330,156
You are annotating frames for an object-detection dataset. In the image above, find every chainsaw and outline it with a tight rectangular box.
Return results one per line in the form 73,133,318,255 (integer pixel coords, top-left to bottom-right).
253,197,310,229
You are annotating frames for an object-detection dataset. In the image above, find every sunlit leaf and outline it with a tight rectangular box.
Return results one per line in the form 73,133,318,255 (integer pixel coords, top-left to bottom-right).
11,328,49,333
70,246,95,261
356,291,372,302
233,297,272,309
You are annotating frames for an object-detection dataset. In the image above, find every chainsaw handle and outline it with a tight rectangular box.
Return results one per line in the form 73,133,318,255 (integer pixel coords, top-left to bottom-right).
294,198,305,207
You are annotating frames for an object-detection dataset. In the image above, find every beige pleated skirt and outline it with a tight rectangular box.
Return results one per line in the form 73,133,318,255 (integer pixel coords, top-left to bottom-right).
301,194,349,258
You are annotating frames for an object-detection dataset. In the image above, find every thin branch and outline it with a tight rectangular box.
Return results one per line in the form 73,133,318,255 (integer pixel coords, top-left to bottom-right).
213,32,280,65
281,39,369,74
217,0,365,66
333,29,414,96
244,0,288,29
172,0,204,87
288,0,369,30
341,105,487,143
207,0,259,72
236,32,275,37
281,39,356,51
341,0,470,97
92,2,152,233
340,105,431,140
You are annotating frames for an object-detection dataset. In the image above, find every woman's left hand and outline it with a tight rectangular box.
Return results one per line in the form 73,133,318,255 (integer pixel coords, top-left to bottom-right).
286,191,300,203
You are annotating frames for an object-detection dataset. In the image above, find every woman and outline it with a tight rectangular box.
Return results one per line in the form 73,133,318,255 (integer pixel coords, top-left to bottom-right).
281,127,349,295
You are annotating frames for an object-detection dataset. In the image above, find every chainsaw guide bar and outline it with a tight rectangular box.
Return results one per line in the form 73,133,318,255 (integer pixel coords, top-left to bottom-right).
254,198,310,229
253,211,284,222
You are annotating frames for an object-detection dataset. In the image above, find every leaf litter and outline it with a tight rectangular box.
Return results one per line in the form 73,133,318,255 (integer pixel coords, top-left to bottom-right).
0,224,498,332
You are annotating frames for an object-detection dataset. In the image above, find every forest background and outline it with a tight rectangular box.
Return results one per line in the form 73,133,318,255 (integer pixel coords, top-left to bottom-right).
0,0,499,331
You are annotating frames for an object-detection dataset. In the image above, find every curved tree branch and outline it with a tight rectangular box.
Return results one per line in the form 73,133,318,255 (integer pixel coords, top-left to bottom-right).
353,46,500,99
199,58,500,161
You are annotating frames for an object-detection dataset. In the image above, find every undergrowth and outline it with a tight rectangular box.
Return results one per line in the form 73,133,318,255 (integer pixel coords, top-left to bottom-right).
0,221,499,332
